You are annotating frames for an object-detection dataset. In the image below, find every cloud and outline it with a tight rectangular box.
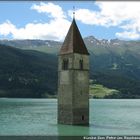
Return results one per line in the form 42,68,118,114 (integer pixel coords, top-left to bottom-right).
0,20,16,36
69,2,140,40
0,3,70,41
1,2,140,40
0,19,70,41
31,2,66,19
116,31,140,40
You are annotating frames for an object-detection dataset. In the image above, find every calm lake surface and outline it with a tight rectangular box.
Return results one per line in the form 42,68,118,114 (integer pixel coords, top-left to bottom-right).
0,99,140,135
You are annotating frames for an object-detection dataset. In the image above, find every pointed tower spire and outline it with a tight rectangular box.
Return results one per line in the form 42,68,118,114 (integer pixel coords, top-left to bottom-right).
60,15,89,55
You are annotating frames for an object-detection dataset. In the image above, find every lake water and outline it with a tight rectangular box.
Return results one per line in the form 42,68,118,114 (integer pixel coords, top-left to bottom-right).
0,99,140,136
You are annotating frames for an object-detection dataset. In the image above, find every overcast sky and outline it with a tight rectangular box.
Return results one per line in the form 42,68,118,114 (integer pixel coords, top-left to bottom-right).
0,1,140,41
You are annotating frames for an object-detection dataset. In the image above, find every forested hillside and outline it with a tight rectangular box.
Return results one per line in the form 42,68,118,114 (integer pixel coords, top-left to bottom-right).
0,44,57,98
0,36,140,98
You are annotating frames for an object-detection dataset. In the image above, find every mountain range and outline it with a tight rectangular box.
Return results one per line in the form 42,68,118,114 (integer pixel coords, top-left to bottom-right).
0,36,140,98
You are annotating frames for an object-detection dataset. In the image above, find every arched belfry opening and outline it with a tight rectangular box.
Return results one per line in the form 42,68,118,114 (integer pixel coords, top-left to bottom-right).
58,13,90,126
62,59,69,70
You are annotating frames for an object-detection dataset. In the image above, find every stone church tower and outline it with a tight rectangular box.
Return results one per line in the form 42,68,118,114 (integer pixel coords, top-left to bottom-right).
58,18,89,125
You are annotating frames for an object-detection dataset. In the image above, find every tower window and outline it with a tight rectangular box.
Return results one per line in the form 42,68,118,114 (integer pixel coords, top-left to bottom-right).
62,59,69,70
79,59,83,70
82,115,84,120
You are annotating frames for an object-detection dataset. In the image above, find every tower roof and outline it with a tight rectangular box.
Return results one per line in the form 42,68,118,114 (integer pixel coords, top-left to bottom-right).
60,19,89,55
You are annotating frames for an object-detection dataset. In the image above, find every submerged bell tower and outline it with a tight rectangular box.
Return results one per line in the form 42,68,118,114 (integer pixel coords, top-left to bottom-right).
57,16,90,125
